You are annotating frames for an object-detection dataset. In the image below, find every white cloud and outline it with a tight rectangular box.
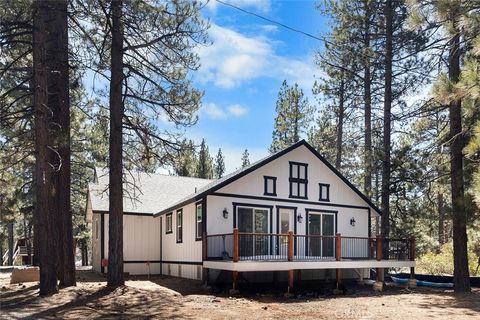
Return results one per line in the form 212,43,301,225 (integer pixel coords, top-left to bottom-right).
206,0,271,13
227,104,248,116
201,102,249,119
196,23,316,90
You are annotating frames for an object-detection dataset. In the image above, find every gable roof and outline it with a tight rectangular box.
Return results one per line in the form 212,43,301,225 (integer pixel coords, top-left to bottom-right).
88,169,213,215
154,140,382,216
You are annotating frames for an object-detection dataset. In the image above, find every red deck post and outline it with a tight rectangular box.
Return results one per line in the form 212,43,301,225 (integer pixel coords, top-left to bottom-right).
233,228,239,263
288,269,294,293
335,233,341,285
288,231,294,261
376,235,383,283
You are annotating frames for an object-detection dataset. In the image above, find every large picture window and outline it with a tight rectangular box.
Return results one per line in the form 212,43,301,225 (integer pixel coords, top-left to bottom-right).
176,209,183,243
289,162,308,199
195,203,203,241
166,212,173,234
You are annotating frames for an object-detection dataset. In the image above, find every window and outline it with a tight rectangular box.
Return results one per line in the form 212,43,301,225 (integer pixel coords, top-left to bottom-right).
263,176,277,196
166,213,173,234
319,183,330,202
176,209,183,243
195,203,203,240
289,162,308,199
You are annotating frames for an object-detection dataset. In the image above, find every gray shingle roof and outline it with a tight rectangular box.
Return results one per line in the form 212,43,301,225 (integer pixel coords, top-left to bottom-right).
88,168,213,214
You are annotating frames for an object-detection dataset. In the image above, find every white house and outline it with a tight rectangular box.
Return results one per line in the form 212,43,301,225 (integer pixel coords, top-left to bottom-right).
87,140,415,290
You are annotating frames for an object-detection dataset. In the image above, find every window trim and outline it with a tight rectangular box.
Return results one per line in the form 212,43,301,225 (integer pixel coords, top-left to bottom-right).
319,183,330,202
289,161,308,199
195,202,203,241
263,176,277,196
165,212,173,234
176,209,183,243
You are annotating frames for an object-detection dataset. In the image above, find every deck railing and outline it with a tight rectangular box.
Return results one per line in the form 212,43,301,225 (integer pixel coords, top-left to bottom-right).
204,230,415,262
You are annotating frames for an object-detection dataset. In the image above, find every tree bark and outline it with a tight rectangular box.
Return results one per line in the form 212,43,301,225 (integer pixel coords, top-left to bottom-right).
107,0,125,287
45,0,75,288
448,17,470,293
381,0,393,244
363,0,372,198
438,192,445,249
7,221,13,265
33,0,58,296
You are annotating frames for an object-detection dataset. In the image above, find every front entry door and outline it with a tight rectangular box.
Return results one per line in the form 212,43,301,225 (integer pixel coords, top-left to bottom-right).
238,207,269,257
308,212,335,258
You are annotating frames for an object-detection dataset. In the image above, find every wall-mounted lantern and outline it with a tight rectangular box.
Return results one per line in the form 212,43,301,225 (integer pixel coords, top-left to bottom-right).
222,208,228,219
297,213,303,223
350,217,356,227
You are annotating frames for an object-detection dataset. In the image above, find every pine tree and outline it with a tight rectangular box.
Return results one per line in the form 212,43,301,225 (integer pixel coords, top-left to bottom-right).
173,139,198,177
241,149,250,168
214,148,226,179
197,139,213,179
270,80,312,153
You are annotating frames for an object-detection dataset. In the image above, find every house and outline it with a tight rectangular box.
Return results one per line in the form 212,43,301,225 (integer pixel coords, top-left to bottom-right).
87,140,415,290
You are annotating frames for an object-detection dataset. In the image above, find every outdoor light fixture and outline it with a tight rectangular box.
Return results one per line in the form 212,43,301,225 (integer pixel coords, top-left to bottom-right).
297,213,303,223
350,217,356,226
222,208,228,219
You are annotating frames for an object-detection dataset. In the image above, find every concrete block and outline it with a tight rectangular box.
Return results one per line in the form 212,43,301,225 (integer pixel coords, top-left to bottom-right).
10,267,40,284
408,278,417,288
373,281,384,292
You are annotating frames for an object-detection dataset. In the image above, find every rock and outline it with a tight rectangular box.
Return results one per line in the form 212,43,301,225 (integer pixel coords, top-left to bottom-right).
212,299,221,303
229,289,240,295
262,306,268,310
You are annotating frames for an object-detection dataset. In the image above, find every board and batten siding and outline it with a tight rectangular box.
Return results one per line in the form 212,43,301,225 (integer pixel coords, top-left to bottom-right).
160,201,203,280
93,213,161,275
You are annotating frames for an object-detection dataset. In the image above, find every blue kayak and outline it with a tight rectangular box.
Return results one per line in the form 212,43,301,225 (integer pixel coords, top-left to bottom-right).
391,276,454,288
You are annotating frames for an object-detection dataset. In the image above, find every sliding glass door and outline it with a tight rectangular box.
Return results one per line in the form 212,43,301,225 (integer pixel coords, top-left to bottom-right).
238,207,269,257
308,211,335,258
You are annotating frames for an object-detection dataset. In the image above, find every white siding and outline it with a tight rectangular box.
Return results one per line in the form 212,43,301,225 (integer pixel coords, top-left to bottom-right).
91,212,101,273
160,201,203,280
101,213,161,275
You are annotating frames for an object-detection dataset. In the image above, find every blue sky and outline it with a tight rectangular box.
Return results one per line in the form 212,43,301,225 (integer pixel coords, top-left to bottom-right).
188,0,329,172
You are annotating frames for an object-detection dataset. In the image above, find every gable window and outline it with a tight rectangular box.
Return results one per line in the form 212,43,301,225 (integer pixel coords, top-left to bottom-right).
176,209,183,243
166,213,173,234
319,183,330,202
289,162,308,199
195,203,203,241
263,176,277,196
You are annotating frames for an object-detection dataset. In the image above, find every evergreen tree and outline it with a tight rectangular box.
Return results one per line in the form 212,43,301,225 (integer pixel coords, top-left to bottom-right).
241,149,250,168
214,148,226,179
196,139,213,179
270,80,313,153
173,139,198,177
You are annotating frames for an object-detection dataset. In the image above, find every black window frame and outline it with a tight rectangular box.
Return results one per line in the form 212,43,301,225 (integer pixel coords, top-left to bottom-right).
166,212,173,234
319,183,330,202
263,176,277,196
176,209,183,243
289,161,308,199
195,202,203,241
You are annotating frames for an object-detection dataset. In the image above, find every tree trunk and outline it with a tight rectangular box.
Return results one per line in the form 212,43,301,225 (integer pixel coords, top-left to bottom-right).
45,0,75,287
335,73,345,169
448,18,470,293
363,0,372,198
7,221,13,265
438,192,445,249
381,0,393,244
33,0,58,296
108,0,125,287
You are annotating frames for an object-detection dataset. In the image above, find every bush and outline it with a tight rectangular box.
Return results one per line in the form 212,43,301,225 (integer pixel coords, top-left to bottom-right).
416,241,480,276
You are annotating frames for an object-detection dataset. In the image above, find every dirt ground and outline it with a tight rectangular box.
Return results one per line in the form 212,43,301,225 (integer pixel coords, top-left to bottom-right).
1,269,479,320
